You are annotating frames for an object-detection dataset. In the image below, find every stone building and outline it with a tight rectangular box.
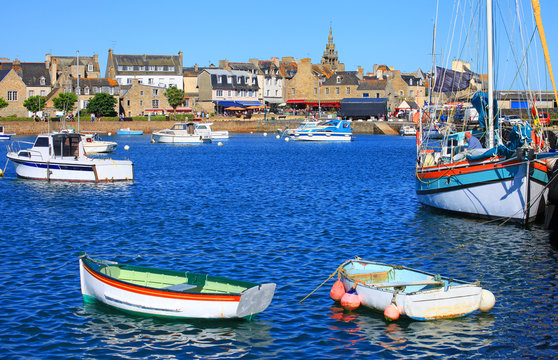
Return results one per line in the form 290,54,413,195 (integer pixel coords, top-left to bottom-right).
120,79,171,117
0,68,28,117
45,53,100,88
106,49,183,89
183,64,207,114
220,59,264,103
197,68,261,114
320,71,361,103
254,58,284,108
357,78,388,99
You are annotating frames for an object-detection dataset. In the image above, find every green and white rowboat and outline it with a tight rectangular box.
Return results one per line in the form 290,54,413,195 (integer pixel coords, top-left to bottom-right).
79,253,276,320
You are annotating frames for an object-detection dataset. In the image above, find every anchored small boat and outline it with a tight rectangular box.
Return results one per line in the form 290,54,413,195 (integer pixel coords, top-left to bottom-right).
291,119,353,141
0,125,16,140
400,125,417,136
82,133,118,153
6,132,133,182
152,123,212,144
79,253,276,320
116,128,143,135
332,258,495,321
194,122,229,140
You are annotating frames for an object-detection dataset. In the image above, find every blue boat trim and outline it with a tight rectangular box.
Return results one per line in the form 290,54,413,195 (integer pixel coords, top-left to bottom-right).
12,159,94,172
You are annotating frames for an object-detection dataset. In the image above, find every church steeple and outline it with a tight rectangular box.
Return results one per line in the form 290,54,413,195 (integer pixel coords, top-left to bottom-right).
321,27,340,71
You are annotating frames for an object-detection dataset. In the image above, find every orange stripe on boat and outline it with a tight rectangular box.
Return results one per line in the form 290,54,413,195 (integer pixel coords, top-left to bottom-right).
417,158,523,180
84,262,241,302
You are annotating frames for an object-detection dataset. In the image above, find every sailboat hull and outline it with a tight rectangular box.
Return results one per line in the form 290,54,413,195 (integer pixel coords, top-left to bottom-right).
416,157,550,222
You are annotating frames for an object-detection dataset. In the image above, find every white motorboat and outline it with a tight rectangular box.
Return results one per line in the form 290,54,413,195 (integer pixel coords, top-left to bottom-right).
194,122,229,139
278,120,321,136
0,125,16,140
152,123,212,144
291,119,353,142
400,125,417,136
82,133,118,153
6,133,133,182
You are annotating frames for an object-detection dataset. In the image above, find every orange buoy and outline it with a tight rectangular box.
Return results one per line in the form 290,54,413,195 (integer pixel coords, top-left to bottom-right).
384,304,400,321
330,280,346,302
340,289,360,311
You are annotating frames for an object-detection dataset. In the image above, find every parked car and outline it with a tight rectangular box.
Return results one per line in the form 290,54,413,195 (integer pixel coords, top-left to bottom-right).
538,112,550,125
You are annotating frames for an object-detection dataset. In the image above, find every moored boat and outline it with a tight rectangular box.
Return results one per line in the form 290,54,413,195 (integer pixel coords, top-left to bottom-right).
400,125,417,136
116,128,143,135
291,119,353,141
0,125,16,140
152,122,212,144
79,253,276,320
278,120,321,137
194,122,229,139
334,258,495,321
6,132,133,182
82,133,118,153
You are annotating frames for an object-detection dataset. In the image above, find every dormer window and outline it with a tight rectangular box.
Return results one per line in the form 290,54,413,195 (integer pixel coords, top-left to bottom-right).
336,76,341,84
157,66,164,71
39,76,45,86
227,76,232,84
168,66,174,72
84,87,89,95
148,66,155,71
139,66,145,71
118,66,124,71
127,66,133,71
252,77,256,85
410,79,413,85
217,76,222,84
88,63,93,72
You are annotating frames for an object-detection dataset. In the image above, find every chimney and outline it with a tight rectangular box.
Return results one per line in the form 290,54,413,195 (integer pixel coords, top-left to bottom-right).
194,63,198,72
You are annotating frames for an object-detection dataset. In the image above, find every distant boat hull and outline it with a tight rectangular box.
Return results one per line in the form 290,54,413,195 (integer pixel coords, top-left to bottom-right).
0,134,15,140
79,254,276,319
83,141,118,153
116,129,143,135
292,132,353,141
152,132,211,144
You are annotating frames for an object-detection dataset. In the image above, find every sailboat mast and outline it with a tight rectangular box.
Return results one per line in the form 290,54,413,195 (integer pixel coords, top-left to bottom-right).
487,0,494,148
77,50,80,133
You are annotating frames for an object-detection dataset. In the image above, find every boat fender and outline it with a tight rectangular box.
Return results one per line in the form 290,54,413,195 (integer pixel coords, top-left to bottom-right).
479,289,495,312
87,138,92,142
340,288,360,311
330,280,345,302
384,304,400,321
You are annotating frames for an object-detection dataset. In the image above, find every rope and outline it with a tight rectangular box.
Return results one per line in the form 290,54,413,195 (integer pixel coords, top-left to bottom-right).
1,158,8,177
298,267,339,304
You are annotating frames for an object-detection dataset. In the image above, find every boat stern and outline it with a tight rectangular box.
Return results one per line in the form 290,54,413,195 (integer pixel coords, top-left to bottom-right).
236,283,276,319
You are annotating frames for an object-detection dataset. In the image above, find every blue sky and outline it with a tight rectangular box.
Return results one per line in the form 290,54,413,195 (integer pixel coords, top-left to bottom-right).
4,0,558,89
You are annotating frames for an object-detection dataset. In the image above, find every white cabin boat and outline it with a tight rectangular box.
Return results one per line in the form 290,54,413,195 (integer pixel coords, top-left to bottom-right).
291,119,353,142
152,123,212,144
194,122,229,139
6,133,133,182
82,133,118,153
400,125,417,136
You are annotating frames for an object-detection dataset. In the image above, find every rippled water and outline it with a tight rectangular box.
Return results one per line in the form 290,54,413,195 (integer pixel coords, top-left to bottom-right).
1,133,557,359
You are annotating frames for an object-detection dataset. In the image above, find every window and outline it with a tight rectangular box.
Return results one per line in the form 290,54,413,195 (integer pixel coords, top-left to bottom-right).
127,100,130,106
127,78,132,84
336,76,341,84
363,93,369,98
346,87,350,95
153,89,159,96
40,90,46,96
84,87,89,95
217,76,222,84
252,77,256,85
249,90,252,97
410,79,413,85
168,66,174,72
228,90,231,96
325,88,329,95
140,100,143,106
291,88,295,95
148,78,153,84
76,87,80,95
184,99,190,107
335,87,339,95
227,76,232,84
140,90,144,96
152,99,159,108
275,90,278,96
40,76,46,86
216,90,223,97
127,66,133,71
148,66,155,71
29,90,35,97
400,90,404,96
409,90,414,97
118,66,123,71
314,88,317,95
88,63,93,72
267,90,270,96
8,90,18,101
138,79,143,84
139,66,145,71
157,66,163,71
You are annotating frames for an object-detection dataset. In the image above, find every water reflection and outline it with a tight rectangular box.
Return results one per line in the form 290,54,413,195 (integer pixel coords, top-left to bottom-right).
76,302,273,359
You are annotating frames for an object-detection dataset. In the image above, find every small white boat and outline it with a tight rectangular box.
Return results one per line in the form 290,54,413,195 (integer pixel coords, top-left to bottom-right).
291,119,353,141
116,128,143,135
0,125,16,140
82,133,118,153
6,133,133,182
194,122,229,139
400,125,417,136
152,123,212,144
79,253,276,320
334,258,495,321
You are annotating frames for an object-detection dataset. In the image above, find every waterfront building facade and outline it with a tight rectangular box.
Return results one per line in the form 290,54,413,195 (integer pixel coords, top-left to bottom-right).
0,68,28,117
106,49,184,90
120,79,172,117
255,58,284,108
45,53,100,88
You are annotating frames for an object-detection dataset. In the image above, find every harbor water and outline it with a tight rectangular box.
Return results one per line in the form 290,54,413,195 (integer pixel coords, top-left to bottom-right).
0,133,557,358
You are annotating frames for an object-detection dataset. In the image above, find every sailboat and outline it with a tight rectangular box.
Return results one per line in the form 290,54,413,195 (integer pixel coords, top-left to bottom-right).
415,0,558,224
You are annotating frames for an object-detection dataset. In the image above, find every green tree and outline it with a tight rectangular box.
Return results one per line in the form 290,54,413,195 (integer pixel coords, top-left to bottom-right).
53,92,78,115
86,93,117,117
0,97,7,110
164,86,185,118
23,95,47,117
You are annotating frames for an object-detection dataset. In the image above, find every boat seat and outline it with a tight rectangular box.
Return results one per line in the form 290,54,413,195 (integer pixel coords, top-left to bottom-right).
347,271,390,283
164,283,198,292
371,280,444,288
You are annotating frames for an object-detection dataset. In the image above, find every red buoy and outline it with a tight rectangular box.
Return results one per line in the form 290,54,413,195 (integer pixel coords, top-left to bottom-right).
384,304,400,321
330,280,346,302
340,290,361,311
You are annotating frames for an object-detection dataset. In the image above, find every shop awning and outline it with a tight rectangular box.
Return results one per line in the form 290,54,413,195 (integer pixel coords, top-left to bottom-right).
236,100,264,107
214,100,242,108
